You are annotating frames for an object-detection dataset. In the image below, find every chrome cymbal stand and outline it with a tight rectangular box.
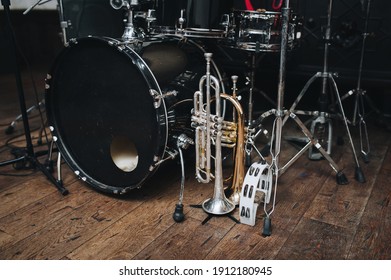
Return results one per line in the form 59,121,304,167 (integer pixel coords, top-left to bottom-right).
248,0,366,236
241,0,291,236
253,0,293,236
340,0,373,163
280,0,365,183
242,52,276,166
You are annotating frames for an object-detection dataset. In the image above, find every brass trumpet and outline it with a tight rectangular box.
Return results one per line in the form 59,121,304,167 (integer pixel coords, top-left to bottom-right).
191,53,245,215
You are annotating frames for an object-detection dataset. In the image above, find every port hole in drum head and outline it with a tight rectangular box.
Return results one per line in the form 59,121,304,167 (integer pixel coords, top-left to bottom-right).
110,136,138,172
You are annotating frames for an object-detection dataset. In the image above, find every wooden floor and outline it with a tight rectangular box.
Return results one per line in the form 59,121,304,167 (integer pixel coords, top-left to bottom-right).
1,68,390,260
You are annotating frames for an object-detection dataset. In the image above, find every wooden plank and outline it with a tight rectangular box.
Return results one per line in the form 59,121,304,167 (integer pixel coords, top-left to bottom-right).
0,162,77,219
0,180,94,250
206,153,338,259
347,167,391,259
0,228,13,248
205,222,279,260
0,185,145,259
66,172,211,260
133,217,232,260
275,134,388,259
303,143,388,229
0,175,57,219
381,145,391,171
276,217,355,259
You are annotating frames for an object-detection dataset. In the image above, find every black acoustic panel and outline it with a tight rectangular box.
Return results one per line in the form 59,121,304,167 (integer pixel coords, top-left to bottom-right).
61,0,125,39
290,0,391,84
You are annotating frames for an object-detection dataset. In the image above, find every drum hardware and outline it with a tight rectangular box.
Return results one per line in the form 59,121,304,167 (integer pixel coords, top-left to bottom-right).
246,0,366,235
238,52,277,166
339,0,374,164
240,0,321,236
279,0,365,182
145,9,157,31
150,90,178,109
172,134,194,223
177,9,186,32
111,0,144,42
56,0,71,46
110,0,153,9
220,13,232,36
0,0,68,195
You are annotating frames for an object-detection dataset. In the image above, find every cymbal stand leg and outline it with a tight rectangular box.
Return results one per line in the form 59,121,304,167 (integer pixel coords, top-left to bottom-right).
260,0,292,237
244,53,277,165
340,0,373,163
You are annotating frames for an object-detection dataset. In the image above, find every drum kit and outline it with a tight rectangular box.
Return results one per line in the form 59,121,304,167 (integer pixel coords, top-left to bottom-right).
6,0,370,236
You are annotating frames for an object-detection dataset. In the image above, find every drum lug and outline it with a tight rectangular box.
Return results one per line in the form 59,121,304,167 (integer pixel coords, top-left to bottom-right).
149,89,178,109
149,148,179,171
68,38,78,45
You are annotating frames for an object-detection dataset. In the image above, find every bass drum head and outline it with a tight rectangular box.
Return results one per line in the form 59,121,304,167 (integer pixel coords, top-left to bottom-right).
46,37,167,194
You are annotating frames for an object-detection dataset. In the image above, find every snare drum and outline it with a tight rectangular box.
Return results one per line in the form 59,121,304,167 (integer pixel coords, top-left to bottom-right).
45,35,225,194
231,10,298,52
152,0,233,39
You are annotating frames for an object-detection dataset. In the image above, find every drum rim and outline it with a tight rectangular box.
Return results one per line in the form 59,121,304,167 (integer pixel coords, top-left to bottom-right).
45,36,168,194
233,9,282,16
183,28,226,38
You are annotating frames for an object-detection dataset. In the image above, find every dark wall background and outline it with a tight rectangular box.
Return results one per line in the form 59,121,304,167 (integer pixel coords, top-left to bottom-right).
0,9,63,73
1,0,390,113
291,0,391,85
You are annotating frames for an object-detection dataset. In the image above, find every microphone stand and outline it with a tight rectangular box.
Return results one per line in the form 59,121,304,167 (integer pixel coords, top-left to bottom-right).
0,0,68,195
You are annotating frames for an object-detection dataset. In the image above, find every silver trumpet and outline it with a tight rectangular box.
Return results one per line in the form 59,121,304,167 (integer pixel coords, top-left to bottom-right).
192,53,245,215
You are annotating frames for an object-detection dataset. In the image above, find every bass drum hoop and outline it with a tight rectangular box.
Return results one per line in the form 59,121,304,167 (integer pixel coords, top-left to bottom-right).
183,28,227,38
45,35,226,194
45,36,167,194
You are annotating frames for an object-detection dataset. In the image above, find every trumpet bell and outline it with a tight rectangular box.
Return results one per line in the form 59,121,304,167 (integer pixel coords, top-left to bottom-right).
202,196,235,215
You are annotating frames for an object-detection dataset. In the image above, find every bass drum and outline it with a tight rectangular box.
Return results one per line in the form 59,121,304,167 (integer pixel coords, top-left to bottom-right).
45,36,225,194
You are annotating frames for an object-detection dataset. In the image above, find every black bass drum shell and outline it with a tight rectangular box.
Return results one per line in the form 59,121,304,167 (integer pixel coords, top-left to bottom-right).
45,36,224,194
45,36,166,194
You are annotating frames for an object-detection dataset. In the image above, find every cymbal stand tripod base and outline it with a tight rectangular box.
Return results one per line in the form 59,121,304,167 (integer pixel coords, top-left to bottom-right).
247,0,366,236
270,0,364,183
279,72,366,184
281,0,365,183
